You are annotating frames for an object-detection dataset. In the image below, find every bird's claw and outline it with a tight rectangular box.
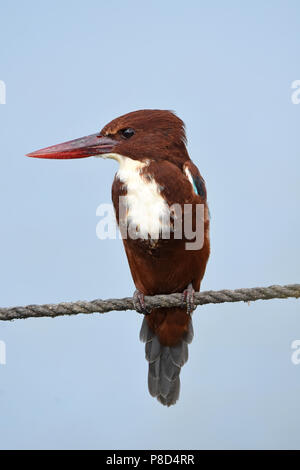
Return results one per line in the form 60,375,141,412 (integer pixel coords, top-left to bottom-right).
133,290,150,315
182,283,196,315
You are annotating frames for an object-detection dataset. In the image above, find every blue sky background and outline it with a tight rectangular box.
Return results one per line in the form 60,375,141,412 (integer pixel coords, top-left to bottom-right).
0,0,299,450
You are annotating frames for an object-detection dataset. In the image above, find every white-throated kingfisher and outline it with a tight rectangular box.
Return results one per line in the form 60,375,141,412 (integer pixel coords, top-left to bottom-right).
27,109,210,406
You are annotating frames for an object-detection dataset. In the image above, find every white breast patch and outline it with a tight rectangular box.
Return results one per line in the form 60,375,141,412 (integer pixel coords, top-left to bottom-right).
100,153,171,239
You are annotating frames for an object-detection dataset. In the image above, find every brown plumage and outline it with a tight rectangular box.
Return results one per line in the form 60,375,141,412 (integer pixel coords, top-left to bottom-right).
27,109,210,406
108,110,210,405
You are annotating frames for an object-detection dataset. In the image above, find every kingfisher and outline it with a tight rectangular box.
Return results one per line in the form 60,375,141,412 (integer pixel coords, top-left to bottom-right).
27,110,210,406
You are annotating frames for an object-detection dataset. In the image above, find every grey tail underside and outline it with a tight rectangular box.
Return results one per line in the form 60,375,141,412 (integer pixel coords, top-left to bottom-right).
139,317,194,407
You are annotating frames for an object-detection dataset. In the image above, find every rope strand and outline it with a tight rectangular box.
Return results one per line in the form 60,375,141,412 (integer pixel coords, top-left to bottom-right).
0,283,299,322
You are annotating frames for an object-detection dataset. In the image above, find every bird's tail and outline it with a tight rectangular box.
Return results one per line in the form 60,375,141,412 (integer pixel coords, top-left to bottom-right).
139,308,193,407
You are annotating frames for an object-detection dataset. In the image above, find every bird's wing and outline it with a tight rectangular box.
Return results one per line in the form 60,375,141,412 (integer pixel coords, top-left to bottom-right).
183,160,207,202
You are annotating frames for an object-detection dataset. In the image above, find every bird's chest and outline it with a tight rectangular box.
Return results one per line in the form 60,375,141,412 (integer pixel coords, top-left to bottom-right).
115,160,170,239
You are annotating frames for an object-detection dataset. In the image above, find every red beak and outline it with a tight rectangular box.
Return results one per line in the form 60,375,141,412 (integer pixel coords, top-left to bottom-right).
26,133,117,160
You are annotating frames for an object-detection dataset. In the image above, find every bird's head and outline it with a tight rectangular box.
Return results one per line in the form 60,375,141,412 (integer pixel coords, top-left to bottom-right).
27,109,190,167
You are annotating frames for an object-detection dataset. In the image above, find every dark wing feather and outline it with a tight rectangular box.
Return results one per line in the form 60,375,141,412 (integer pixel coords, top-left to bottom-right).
183,160,207,202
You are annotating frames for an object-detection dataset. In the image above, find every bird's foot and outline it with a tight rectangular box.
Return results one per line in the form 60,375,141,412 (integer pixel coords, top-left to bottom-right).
182,283,196,315
133,289,150,315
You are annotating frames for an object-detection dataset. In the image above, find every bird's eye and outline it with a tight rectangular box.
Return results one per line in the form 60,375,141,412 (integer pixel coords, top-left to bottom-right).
121,128,135,139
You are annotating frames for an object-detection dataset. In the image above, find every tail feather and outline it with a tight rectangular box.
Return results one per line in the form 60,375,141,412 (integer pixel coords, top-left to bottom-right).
183,321,194,344
161,348,181,381
139,318,155,343
140,316,193,406
145,335,161,362
169,341,189,367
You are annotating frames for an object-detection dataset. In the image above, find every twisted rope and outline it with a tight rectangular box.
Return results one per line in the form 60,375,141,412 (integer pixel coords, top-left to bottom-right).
0,284,299,322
